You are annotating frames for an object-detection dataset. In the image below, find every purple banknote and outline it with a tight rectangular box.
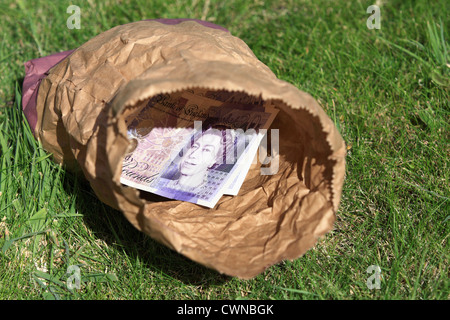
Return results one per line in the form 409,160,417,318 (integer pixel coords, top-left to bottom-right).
120,91,279,208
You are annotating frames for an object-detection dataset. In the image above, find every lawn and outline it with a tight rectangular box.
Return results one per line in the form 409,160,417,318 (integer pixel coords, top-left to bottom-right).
0,0,448,300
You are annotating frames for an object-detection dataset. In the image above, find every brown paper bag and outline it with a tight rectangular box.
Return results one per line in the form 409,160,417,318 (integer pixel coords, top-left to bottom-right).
33,20,346,279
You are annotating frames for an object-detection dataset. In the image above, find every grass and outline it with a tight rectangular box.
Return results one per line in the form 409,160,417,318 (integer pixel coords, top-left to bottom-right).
0,0,448,300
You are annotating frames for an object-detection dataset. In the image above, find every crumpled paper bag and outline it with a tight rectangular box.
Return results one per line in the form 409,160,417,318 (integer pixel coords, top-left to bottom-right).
23,19,346,279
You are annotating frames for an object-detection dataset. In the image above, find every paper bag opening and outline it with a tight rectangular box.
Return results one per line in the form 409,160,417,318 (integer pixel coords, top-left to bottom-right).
108,86,343,278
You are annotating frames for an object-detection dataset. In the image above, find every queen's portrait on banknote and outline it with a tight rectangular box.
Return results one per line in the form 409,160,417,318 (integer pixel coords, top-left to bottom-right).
161,127,236,192
178,128,232,189
144,124,252,207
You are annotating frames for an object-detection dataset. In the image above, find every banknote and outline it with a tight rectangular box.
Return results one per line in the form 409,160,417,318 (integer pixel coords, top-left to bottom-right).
120,91,279,207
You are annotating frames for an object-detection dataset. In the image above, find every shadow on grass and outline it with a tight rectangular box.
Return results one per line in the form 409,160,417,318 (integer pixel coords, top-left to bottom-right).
14,74,229,288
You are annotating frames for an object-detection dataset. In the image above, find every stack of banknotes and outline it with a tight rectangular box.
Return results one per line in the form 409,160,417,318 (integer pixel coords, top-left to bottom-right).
120,89,279,208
